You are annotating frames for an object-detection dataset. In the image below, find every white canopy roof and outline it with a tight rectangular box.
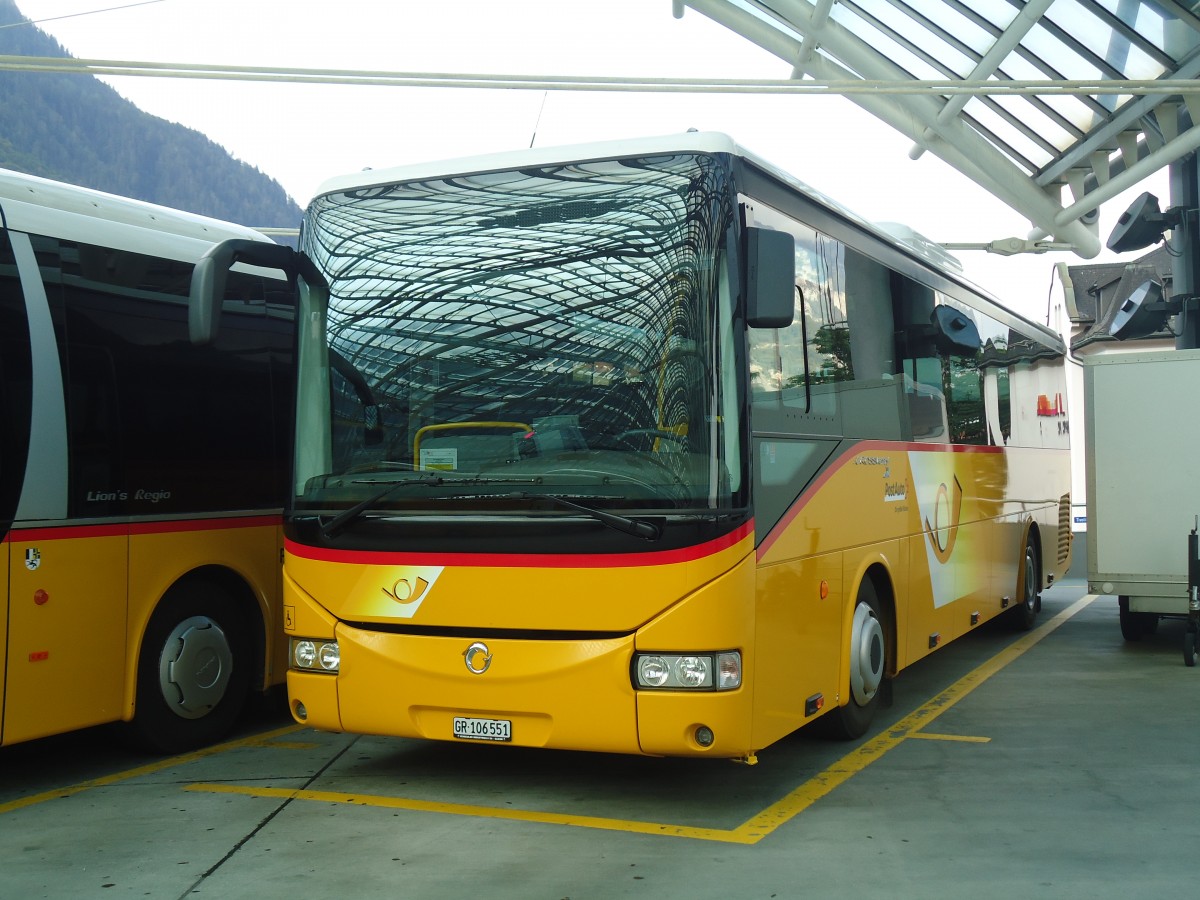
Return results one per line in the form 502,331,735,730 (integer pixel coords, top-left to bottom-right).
676,0,1200,258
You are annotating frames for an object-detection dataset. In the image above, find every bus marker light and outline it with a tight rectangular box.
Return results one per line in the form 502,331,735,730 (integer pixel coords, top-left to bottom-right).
804,693,824,716
716,652,742,689
820,580,830,599
34,589,49,606
29,651,49,662
929,633,941,649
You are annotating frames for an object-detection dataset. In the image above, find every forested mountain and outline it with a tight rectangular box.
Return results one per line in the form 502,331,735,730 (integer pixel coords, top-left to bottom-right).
0,0,301,228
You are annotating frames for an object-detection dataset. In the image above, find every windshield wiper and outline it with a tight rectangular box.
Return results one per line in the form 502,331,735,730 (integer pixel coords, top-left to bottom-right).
514,492,662,541
320,476,662,541
320,474,540,538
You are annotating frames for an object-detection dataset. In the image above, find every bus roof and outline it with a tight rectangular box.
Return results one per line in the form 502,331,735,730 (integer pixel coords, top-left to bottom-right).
0,168,271,261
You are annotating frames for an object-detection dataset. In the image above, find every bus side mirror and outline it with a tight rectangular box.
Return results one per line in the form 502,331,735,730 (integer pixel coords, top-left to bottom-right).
189,239,302,345
930,305,981,354
745,227,795,329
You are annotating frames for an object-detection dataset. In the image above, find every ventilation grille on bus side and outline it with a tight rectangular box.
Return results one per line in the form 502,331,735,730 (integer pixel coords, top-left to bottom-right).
1057,494,1071,564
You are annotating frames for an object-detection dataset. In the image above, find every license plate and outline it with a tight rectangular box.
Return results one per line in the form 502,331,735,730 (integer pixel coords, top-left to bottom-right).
453,716,512,742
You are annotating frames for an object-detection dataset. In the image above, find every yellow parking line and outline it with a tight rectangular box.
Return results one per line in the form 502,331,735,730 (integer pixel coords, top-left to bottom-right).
732,593,1096,842
186,594,1097,844
186,783,753,844
0,723,305,816
908,732,991,743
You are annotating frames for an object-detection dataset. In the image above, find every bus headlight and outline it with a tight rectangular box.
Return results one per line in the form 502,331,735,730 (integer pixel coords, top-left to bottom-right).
675,656,709,687
318,641,340,671
291,638,340,673
633,651,740,691
637,655,671,687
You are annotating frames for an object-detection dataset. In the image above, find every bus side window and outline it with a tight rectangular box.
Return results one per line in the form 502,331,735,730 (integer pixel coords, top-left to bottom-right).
34,234,287,515
936,296,985,445
945,357,985,443
802,235,852,417
892,274,948,442
32,235,128,517
747,224,833,415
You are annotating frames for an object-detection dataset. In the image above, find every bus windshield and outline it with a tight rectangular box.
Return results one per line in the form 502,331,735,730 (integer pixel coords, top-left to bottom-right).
292,152,743,519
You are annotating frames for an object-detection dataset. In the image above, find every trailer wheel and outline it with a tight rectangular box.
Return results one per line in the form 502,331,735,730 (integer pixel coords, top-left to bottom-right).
129,581,251,753
1118,597,1158,642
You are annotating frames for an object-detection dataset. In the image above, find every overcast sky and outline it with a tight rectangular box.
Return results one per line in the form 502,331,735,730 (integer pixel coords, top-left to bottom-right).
9,0,1170,324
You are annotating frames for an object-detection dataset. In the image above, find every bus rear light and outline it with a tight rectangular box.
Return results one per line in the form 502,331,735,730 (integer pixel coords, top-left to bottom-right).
633,651,740,691
292,638,340,673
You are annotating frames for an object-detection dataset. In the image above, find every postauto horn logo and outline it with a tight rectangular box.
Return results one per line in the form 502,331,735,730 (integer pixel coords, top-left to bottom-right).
379,567,443,618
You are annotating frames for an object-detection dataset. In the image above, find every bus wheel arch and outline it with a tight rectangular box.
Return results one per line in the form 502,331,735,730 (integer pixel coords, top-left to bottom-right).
129,568,263,753
826,566,894,740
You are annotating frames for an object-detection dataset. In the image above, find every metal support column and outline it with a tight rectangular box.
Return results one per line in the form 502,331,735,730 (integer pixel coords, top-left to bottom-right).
1170,156,1200,349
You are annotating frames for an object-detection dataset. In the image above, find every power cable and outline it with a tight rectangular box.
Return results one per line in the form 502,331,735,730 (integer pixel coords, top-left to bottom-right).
0,0,168,31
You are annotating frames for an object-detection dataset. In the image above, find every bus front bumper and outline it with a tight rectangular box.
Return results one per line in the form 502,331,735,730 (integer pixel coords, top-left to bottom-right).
287,624,755,758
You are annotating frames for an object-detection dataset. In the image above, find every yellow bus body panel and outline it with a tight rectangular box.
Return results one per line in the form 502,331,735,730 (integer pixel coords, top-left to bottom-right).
2,518,283,747
284,532,758,756
5,531,128,744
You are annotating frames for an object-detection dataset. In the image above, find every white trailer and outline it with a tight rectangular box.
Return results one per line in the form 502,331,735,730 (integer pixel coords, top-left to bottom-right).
1085,349,1200,663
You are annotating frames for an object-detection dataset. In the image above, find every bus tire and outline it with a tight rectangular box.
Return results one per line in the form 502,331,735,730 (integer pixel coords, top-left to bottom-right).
825,579,887,740
1009,533,1040,631
129,581,251,754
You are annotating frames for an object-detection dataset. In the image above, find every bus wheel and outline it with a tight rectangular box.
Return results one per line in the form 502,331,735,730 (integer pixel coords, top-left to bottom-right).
1010,534,1041,631
130,582,250,754
825,579,887,740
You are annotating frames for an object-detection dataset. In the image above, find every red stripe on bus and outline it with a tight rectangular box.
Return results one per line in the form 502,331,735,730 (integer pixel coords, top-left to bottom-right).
4,515,280,543
755,440,1003,561
286,520,755,568
128,515,280,536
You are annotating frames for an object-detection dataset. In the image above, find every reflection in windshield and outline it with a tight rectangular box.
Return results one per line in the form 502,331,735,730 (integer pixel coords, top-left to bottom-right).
294,152,740,515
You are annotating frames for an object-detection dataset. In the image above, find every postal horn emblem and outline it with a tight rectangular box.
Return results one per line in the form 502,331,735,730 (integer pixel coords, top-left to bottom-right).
463,641,492,675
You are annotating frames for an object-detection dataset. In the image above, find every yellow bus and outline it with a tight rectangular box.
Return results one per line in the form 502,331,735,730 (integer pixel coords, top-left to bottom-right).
193,133,1071,761
0,170,293,752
